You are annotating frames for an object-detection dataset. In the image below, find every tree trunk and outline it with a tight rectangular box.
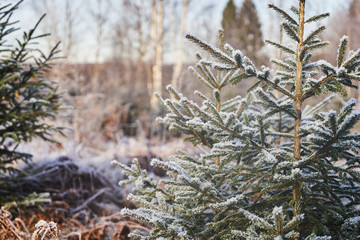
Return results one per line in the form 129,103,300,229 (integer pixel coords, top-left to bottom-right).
150,0,164,112
171,0,189,89
293,0,305,237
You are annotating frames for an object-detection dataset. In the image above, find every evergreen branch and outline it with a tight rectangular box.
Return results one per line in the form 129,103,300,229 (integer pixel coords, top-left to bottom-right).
166,85,194,117
186,34,236,66
283,215,304,233
271,58,294,71
183,99,263,150
165,99,212,148
268,132,294,138
332,79,347,96
302,73,335,100
303,26,326,45
196,63,217,87
198,60,218,87
258,116,266,147
337,110,360,135
338,98,356,124
317,60,336,74
305,13,330,24
13,14,46,61
189,66,215,89
246,80,261,93
302,109,360,164
194,90,211,103
300,42,329,60
307,42,329,51
305,135,338,164
112,159,138,177
290,6,299,15
212,62,238,71
220,69,236,88
236,101,246,118
166,85,181,100
343,49,360,68
265,40,296,55
204,100,224,124
268,4,298,26
256,89,278,108
152,159,222,202
276,71,295,79
256,74,295,99
283,23,299,42
337,36,348,67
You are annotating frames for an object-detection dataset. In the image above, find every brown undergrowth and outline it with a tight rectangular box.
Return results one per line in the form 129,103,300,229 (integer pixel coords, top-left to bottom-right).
0,156,156,239
1,205,149,240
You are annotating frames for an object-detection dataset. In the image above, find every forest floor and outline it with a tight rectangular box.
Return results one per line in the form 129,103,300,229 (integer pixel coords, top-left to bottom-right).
1,136,198,239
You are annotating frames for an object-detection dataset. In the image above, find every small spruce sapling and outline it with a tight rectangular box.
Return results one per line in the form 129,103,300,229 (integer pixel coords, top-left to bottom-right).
113,0,360,239
0,1,63,208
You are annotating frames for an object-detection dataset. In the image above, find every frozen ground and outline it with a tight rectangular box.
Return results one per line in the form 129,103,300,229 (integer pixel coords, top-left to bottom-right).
16,133,200,183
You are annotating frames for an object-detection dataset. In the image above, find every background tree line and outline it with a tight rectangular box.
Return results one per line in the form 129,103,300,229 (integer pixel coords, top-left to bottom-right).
15,0,359,149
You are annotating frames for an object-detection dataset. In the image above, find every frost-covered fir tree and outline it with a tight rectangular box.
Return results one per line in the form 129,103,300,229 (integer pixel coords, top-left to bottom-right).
113,0,360,239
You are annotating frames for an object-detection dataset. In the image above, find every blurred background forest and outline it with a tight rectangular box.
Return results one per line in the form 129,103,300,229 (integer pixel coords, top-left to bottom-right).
2,0,360,238
11,0,359,165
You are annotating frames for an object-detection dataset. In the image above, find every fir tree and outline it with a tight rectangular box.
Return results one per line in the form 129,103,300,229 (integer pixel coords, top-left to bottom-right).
114,0,360,239
0,1,63,207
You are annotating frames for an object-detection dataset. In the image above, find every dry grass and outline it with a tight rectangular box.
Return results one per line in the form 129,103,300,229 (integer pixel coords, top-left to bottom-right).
1,205,149,240
0,207,30,240
0,154,155,239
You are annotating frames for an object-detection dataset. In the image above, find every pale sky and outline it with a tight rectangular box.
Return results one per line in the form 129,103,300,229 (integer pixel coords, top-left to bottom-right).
7,0,352,63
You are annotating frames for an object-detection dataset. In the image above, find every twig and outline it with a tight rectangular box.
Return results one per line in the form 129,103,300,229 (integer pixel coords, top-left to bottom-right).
72,188,108,213
14,217,30,236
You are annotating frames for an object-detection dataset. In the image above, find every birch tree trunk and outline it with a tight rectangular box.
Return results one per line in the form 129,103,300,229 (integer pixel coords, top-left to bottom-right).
92,0,108,92
148,0,156,101
170,0,189,89
150,0,164,112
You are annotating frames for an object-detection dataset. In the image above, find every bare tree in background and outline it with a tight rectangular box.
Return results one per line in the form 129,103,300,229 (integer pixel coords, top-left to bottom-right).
31,0,80,61
32,0,61,53
170,0,189,89
90,0,110,91
93,0,109,65
111,0,153,97
63,0,77,59
151,0,164,112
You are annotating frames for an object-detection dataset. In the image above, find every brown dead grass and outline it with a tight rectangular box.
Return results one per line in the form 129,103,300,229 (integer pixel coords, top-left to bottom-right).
1,205,149,240
0,207,30,240
1,154,154,240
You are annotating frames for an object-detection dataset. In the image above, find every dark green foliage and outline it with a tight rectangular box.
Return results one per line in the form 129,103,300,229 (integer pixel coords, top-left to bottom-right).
0,1,62,175
0,1,63,208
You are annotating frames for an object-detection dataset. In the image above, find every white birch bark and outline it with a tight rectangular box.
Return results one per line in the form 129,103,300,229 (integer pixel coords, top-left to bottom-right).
171,0,189,89
150,0,164,112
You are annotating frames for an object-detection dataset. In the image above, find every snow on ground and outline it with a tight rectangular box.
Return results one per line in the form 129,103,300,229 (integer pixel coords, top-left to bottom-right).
16,134,198,183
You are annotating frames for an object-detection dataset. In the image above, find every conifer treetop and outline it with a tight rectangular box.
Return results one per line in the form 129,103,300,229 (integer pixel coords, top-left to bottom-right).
114,1,360,239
